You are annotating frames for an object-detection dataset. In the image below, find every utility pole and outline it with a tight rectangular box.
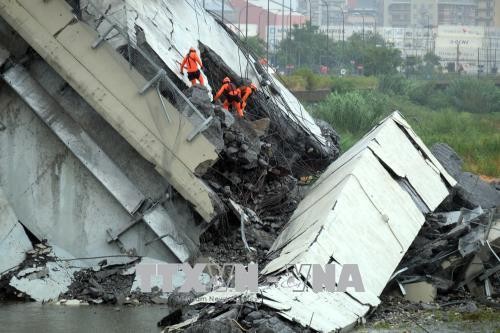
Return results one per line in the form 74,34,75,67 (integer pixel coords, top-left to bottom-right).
281,0,285,70
478,48,480,78
267,0,270,69
274,11,278,65
426,15,430,54
334,5,345,48
246,0,249,40
362,14,365,42
288,0,292,73
322,0,329,67
306,0,312,28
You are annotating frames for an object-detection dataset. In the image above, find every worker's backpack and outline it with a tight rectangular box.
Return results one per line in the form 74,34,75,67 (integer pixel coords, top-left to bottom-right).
226,82,238,95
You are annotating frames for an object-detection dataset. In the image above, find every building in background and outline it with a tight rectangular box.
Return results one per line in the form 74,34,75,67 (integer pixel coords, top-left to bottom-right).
476,0,495,26
495,0,500,26
437,0,476,25
298,0,347,27
346,0,380,25
222,0,500,74
381,0,499,28
203,0,237,22
229,0,306,50
383,0,437,27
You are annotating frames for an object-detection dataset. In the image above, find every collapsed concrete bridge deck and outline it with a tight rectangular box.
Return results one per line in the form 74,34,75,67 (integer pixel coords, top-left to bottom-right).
2,1,494,332
0,0,338,265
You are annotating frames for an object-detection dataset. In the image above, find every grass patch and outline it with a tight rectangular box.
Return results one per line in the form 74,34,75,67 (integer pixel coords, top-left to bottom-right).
310,91,500,177
388,96,500,177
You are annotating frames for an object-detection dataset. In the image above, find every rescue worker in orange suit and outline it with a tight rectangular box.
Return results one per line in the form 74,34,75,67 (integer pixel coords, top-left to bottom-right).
180,47,204,86
213,77,243,118
239,82,257,113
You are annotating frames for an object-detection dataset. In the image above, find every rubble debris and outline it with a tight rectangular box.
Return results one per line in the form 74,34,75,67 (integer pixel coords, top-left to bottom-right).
366,295,498,331
160,293,301,333
403,281,437,303
392,203,500,306
166,112,457,332
184,82,313,260
60,263,136,305
1,242,82,302
431,143,500,209
200,43,340,174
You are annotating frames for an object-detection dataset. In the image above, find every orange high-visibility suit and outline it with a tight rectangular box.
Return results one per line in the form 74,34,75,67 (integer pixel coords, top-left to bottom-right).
214,81,243,118
180,48,204,86
239,83,256,112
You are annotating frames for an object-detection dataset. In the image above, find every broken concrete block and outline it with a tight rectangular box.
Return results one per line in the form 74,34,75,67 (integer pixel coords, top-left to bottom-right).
8,246,85,302
59,299,89,306
456,173,500,209
459,227,486,257
403,281,437,303
456,301,478,313
250,118,270,137
238,150,258,167
225,146,239,155
487,219,500,247
431,143,500,209
431,143,463,178
214,106,235,128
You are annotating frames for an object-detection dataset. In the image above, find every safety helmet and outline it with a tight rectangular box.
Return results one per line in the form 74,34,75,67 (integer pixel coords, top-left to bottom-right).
250,83,257,90
189,47,196,52
223,77,231,83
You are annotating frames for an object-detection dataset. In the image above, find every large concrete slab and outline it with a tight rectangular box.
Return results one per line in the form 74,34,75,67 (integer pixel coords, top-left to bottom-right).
258,112,456,332
2,64,145,215
0,87,176,262
0,0,222,222
2,64,198,262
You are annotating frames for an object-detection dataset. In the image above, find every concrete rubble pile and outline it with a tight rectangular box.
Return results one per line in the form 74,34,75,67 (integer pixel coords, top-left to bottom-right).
155,112,482,332
389,143,500,305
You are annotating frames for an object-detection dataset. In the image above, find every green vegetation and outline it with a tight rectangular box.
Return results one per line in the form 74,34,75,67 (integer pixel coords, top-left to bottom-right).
445,78,500,113
302,75,500,177
314,91,388,135
281,69,377,92
244,36,266,59
270,25,402,76
245,24,499,176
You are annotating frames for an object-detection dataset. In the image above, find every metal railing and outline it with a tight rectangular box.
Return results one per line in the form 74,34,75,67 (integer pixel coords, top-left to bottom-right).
78,0,213,141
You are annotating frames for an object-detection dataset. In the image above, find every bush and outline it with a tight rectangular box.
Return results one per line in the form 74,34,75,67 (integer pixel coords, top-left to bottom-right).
407,81,449,109
312,91,390,135
281,75,307,90
309,75,333,90
330,76,378,93
408,81,436,105
377,74,410,95
289,68,332,90
445,78,500,113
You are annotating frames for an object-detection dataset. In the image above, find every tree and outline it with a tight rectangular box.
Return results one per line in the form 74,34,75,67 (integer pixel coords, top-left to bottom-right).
423,52,441,66
342,32,403,76
272,27,402,76
244,36,266,59
275,24,331,71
